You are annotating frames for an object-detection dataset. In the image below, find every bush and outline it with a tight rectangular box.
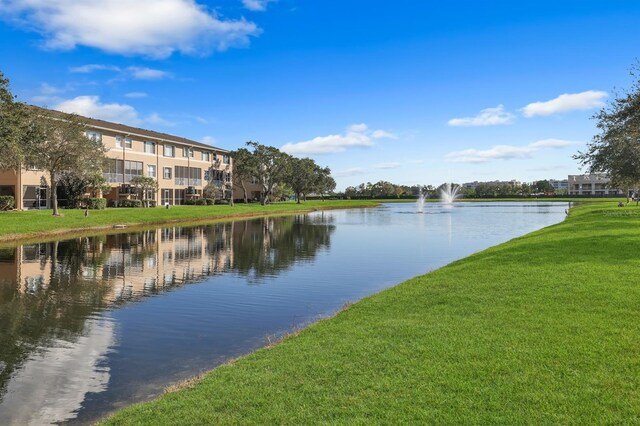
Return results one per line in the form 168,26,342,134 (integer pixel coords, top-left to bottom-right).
215,199,230,205
118,199,143,208
203,198,215,205
0,195,15,211
194,198,207,205
183,199,196,205
82,197,106,210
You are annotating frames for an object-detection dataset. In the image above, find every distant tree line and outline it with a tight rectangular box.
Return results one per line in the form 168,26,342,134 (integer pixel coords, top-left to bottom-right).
340,180,559,199
231,141,336,205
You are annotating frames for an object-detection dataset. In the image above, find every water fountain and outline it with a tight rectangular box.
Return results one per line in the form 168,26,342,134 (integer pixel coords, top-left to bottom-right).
440,182,460,205
416,189,425,213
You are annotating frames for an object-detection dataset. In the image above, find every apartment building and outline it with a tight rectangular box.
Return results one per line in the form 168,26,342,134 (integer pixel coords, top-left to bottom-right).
0,107,232,209
548,179,569,192
567,174,622,196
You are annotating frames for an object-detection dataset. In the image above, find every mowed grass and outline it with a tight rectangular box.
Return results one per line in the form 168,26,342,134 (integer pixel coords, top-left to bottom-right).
103,202,640,425
0,200,379,243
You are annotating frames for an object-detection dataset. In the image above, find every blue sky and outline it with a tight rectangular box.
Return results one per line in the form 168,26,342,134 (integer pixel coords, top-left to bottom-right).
1,0,639,189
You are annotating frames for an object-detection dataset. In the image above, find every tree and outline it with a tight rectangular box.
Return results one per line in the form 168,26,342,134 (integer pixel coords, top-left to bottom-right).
24,110,107,216
0,71,28,170
58,171,91,209
533,180,554,193
287,157,317,203
130,176,159,207
314,166,336,200
229,147,255,204
575,64,640,190
246,141,292,205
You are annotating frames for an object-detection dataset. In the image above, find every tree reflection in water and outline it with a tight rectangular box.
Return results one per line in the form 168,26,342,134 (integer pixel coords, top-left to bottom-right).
0,213,335,406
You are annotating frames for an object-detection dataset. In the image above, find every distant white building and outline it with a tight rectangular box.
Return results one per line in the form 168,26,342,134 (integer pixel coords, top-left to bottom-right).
567,174,622,196
548,179,568,191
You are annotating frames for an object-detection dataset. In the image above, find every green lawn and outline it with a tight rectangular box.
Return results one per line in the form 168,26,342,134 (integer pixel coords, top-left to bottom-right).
102,202,640,425
0,200,380,243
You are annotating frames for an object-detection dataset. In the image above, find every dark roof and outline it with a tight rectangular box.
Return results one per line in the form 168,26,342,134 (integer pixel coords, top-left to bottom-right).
29,105,228,153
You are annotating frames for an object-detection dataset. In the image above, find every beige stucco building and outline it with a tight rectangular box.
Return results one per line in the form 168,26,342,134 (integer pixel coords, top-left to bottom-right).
0,108,232,209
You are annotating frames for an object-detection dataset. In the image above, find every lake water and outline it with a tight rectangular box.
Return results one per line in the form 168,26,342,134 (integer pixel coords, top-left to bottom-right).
0,202,568,425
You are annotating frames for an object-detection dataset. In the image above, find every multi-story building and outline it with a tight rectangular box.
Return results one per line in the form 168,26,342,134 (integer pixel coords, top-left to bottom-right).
567,174,622,196
548,179,569,192
0,107,232,209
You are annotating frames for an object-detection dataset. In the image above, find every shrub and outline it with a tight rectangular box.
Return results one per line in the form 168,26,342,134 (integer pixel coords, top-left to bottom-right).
118,199,143,208
194,198,207,205
203,198,215,205
82,197,107,210
183,199,196,205
0,195,15,211
215,199,230,205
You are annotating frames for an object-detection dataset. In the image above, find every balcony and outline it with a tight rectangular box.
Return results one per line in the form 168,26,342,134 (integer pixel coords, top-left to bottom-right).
175,178,202,186
103,173,141,184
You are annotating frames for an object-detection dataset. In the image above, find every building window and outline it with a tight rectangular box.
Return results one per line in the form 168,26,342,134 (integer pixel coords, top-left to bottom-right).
115,135,123,148
163,167,172,179
203,152,210,162
204,170,210,181
125,137,132,149
86,131,102,143
148,164,156,178
164,145,175,157
124,160,143,176
223,155,230,165
144,141,155,154
183,147,194,157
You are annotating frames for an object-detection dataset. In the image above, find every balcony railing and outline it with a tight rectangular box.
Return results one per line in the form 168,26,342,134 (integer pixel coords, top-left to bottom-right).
103,173,142,184
175,178,202,186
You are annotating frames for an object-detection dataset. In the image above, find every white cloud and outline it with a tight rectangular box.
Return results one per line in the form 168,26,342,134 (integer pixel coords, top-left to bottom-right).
448,104,515,127
281,123,396,155
55,96,141,124
0,0,260,58
334,167,368,178
70,64,170,80
528,138,578,149
521,90,608,117
126,66,170,80
371,129,398,139
375,162,401,169
446,138,580,163
39,82,63,95
69,64,120,73
146,112,174,126
124,92,148,98
242,0,276,11
202,136,217,145
53,95,172,127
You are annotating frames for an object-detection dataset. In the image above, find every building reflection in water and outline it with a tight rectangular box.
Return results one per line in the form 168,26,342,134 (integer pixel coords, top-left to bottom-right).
0,214,334,424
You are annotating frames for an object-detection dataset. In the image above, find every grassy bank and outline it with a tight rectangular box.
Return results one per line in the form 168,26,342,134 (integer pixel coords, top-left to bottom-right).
0,200,380,243
103,202,640,424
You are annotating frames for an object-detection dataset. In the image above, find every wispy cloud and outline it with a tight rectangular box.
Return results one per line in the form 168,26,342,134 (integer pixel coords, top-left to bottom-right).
448,104,515,127
281,123,397,155
521,90,608,117
54,95,171,127
242,0,277,11
70,64,171,80
375,162,401,169
124,92,148,98
334,167,368,178
201,136,217,145
0,0,260,58
69,64,120,73
446,139,579,163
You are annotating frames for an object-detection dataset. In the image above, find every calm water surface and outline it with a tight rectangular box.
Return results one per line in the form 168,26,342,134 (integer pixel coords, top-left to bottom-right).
0,202,567,424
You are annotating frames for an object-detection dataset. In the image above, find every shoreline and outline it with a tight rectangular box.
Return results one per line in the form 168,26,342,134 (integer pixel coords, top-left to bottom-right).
0,201,380,246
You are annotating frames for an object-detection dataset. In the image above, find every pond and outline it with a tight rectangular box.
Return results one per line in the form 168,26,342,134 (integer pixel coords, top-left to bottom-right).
0,202,568,425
